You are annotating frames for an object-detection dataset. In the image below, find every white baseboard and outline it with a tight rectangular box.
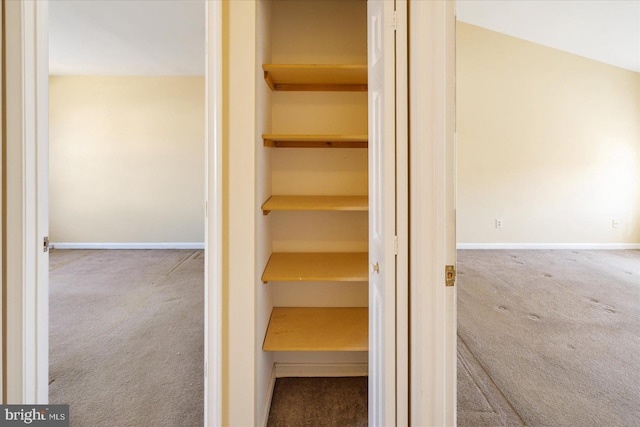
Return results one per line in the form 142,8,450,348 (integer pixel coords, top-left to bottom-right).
457,243,640,250
262,365,277,427
275,362,368,378
50,242,205,250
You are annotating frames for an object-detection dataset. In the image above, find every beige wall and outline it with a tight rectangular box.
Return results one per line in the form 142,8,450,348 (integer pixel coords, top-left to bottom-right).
457,23,640,245
49,76,205,243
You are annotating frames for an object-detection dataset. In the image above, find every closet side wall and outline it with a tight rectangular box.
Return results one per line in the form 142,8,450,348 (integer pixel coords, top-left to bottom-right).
256,0,275,424
222,1,258,425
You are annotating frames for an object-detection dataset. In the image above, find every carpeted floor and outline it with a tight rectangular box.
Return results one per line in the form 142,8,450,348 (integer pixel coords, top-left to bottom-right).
267,377,368,426
49,249,204,427
457,249,640,426
50,249,639,426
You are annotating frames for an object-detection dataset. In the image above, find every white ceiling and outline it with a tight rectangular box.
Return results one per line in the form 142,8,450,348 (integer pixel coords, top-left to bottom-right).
49,0,206,76
457,0,640,73
49,0,640,76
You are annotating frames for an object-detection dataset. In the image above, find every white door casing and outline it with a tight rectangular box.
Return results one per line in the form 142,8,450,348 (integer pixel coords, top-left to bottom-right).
409,0,457,425
35,0,50,405
368,0,397,425
204,0,223,425
393,0,409,425
4,0,49,403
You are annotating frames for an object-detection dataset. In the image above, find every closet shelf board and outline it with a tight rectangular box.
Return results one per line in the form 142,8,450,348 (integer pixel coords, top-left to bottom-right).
263,307,368,352
262,252,368,283
263,64,367,91
262,195,368,215
262,134,368,148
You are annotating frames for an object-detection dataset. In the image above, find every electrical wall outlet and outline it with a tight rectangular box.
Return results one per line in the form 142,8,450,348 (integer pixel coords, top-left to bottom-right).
495,219,504,229
612,219,619,228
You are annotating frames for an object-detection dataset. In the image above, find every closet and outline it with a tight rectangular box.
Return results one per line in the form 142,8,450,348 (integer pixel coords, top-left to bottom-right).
258,0,369,371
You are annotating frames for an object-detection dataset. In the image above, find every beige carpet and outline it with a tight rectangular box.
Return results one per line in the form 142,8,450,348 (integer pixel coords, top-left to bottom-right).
50,249,639,426
49,249,204,427
457,249,640,426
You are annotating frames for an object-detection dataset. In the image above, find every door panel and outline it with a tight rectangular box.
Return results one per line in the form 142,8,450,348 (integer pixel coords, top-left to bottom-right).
368,0,396,425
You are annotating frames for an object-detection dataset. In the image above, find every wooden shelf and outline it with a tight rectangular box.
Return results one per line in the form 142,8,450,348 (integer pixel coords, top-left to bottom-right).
262,252,368,283
263,307,368,351
263,64,367,91
262,195,368,215
263,134,368,148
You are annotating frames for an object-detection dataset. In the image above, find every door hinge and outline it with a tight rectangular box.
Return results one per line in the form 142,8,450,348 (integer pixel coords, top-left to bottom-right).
43,236,50,253
394,235,398,255
393,10,397,31
445,265,456,287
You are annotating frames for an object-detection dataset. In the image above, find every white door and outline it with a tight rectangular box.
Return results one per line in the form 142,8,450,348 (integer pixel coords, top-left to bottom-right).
368,0,396,425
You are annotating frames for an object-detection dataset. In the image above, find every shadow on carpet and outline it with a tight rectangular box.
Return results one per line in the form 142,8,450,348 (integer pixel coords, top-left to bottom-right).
267,377,367,426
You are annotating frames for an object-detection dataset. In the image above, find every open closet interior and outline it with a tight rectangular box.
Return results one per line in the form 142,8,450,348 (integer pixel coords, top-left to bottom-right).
257,0,369,379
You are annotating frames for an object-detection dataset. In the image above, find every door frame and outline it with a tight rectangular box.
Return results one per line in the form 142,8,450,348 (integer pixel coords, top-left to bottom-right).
408,0,457,425
395,1,409,424
3,1,223,424
3,0,49,403
204,1,223,425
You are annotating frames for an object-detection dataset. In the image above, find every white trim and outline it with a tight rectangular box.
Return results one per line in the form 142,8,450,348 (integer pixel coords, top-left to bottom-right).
275,363,368,378
204,0,222,425
457,243,640,250
50,242,205,250
5,0,49,404
261,366,276,427
409,0,457,425
4,0,25,402
35,0,49,404
394,2,410,425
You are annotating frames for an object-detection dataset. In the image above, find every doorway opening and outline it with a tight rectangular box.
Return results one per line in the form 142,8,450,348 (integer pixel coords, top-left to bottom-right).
256,1,370,423
47,2,206,424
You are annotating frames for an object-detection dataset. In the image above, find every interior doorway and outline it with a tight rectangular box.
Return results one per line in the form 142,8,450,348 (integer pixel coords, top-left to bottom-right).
47,1,206,424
